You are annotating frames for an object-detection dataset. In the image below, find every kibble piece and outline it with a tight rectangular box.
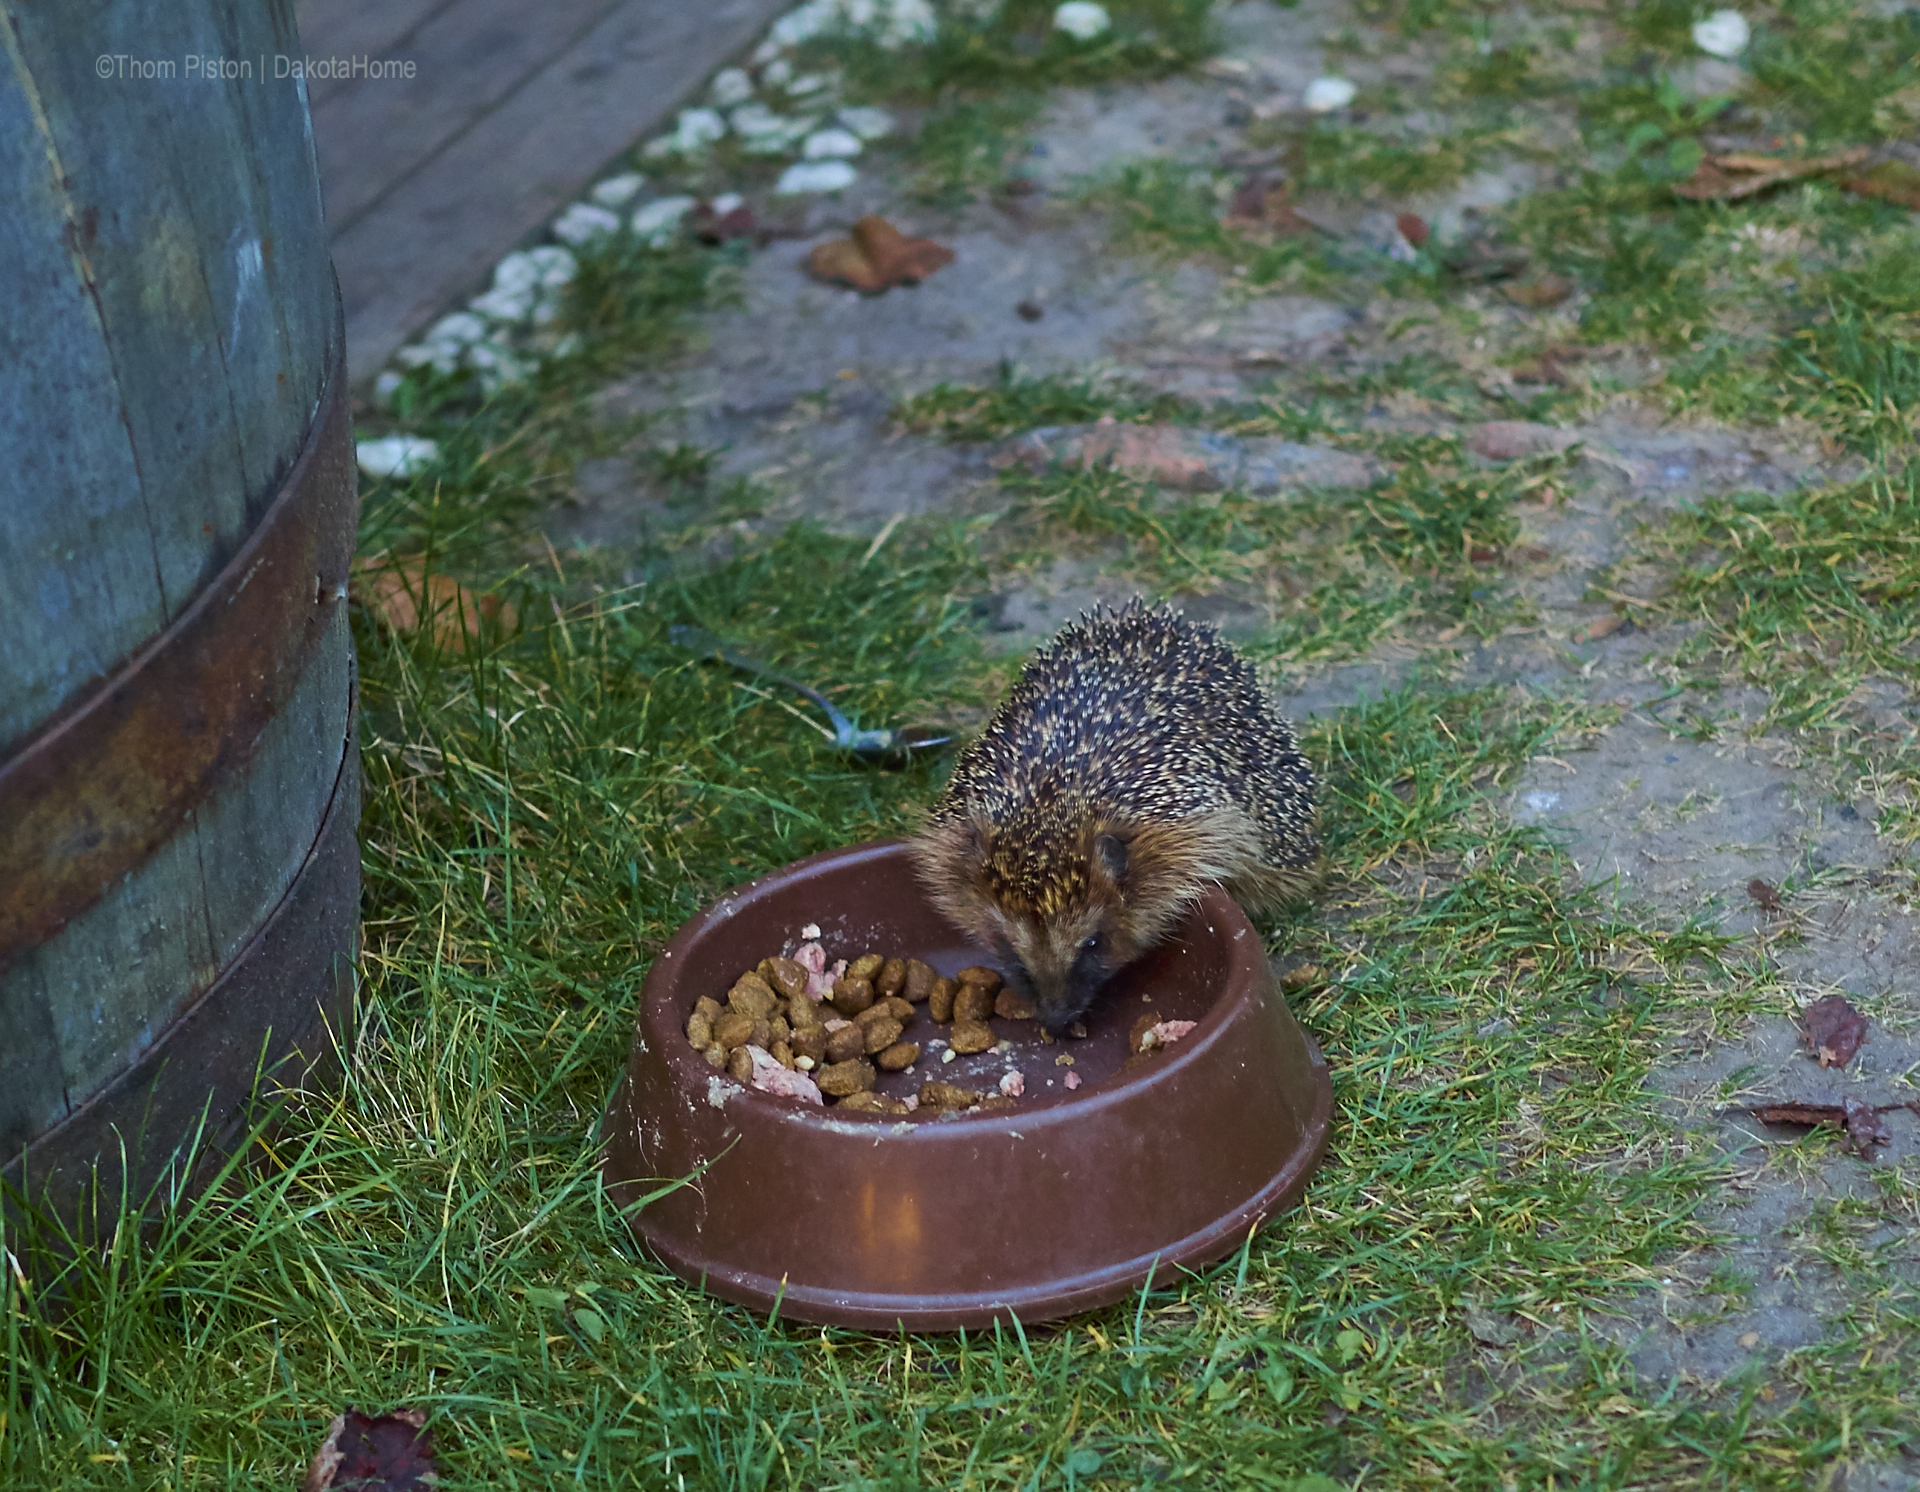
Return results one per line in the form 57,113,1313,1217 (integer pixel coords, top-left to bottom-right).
881,994,916,1024
876,957,907,997
728,974,779,1020
1129,1011,1162,1055
862,1017,904,1055
686,1012,713,1049
817,1057,876,1098
953,984,994,1024
918,1080,981,1110
1065,1018,1088,1040
771,1039,795,1069
702,1043,727,1068
756,958,778,984
764,957,809,1000
837,1090,910,1115
846,953,884,983
950,1019,995,1054
727,1046,754,1083
749,1017,773,1050
693,994,724,1026
790,1026,828,1064
994,988,1037,1021
853,1000,895,1029
928,977,956,1023
767,1013,791,1047
956,966,1003,994
876,1040,920,1071
831,976,876,1017
977,1094,1018,1112
825,1023,868,1064
787,994,823,1030
902,959,936,1002
712,1011,756,1051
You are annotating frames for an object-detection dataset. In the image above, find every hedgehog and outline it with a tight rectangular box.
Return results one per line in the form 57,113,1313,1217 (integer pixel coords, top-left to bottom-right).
910,599,1319,1032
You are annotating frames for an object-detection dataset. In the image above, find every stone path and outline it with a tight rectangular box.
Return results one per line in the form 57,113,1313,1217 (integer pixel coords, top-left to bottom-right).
297,0,786,381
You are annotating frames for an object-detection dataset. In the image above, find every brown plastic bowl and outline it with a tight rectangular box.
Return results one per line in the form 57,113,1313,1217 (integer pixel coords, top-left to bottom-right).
602,839,1332,1331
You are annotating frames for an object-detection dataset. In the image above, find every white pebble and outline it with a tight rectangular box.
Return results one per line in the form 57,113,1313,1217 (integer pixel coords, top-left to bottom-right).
711,67,755,107
785,71,831,97
674,106,728,144
941,1048,957,1064
1052,1,1110,40
551,203,622,245
633,194,698,244
356,436,439,478
469,284,537,322
423,311,488,349
760,58,793,87
372,370,404,404
776,159,857,193
1303,77,1357,112
490,251,546,294
591,172,647,208
710,192,745,215
803,127,864,159
837,105,896,140
1692,9,1750,58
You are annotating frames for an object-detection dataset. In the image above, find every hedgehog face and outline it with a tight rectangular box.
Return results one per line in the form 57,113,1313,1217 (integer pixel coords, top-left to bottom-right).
1000,899,1146,1032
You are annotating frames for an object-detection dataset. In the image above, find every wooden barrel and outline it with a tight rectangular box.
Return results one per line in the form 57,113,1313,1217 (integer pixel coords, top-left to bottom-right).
0,0,359,1225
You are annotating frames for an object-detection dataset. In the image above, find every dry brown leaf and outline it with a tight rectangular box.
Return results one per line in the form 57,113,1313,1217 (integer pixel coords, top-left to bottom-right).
355,559,514,654
1802,993,1869,1069
805,215,954,293
1572,613,1626,643
1502,274,1576,309
1673,146,1871,201
305,1408,435,1492
1749,1099,1893,1158
1223,172,1322,240
1396,212,1430,249
1747,877,1784,913
1844,159,1920,210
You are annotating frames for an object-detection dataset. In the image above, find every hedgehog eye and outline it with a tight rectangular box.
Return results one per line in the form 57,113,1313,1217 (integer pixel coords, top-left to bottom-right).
1082,935,1101,954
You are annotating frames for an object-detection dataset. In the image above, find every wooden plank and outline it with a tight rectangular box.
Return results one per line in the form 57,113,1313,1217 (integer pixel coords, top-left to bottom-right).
292,0,456,108
328,0,789,382
307,0,633,233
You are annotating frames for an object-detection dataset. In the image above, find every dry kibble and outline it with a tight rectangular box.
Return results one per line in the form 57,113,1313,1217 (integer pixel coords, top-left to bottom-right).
950,1019,995,1055
956,966,1002,994
928,977,956,1023
977,1094,1018,1112
876,1040,920,1071
764,957,809,1000
756,958,778,984
749,1017,773,1050
712,1012,756,1051
686,1012,713,1048
790,1026,828,1064
702,1043,727,1068
816,1057,876,1097
787,994,823,1030
994,988,1037,1021
831,976,875,1017
918,1080,981,1110
825,1023,868,1064
767,1014,791,1047
693,994,724,1025
727,1046,754,1083
728,974,779,1020
836,1090,910,1115
853,1001,895,1029
846,953,884,982
876,957,907,997
902,959,936,1002
953,984,994,1024
862,1017,904,1055
881,995,915,1024
771,1040,795,1069
1065,1018,1088,1040
1130,1011,1163,1055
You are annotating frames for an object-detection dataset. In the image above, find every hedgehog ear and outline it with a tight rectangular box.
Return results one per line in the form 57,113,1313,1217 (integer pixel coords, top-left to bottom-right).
1093,830,1131,885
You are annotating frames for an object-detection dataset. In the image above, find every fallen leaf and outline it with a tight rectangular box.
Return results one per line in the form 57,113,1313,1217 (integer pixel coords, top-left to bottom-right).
1395,212,1430,249
1737,1331,1761,1349
1751,1098,1892,1157
1843,1097,1892,1155
1802,993,1869,1069
805,215,954,293
1845,159,1920,210
1501,274,1576,309
304,1409,435,1492
1223,172,1323,240
1572,614,1625,643
1746,877,1783,913
354,559,515,654
1673,146,1871,201
1461,1301,1520,1347
1281,963,1324,991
